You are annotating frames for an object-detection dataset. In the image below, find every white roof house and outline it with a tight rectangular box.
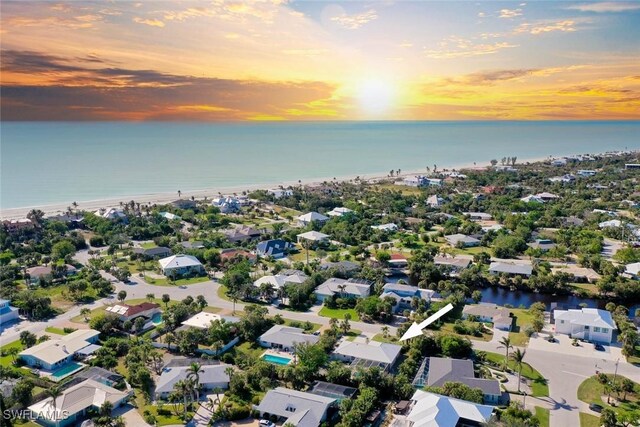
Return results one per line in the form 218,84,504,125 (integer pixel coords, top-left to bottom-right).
19,329,100,371
297,212,329,226
327,207,354,217
267,188,293,199
254,272,308,290
93,208,126,220
445,234,481,247
554,308,617,343
158,254,204,277
489,261,533,277
259,325,320,351
181,312,239,329
297,230,330,243
315,278,372,301
155,363,231,398
29,379,129,426
463,212,493,221
404,390,494,427
624,262,640,279
159,212,181,221
371,223,398,232
255,387,336,427
535,192,560,201
332,340,402,370
520,195,545,204
599,219,622,228
427,195,445,208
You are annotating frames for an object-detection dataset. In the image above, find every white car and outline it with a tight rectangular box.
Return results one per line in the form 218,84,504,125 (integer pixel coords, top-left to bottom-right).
259,420,275,427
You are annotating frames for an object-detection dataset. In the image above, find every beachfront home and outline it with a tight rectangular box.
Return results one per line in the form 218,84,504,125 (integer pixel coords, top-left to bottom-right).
297,212,329,226
433,256,471,274
28,379,130,427
462,304,512,331
212,196,241,213
327,207,354,217
444,234,480,248
256,239,295,259
171,199,197,209
155,360,231,400
402,390,494,427
159,211,181,221
255,387,336,427
315,278,373,302
181,312,239,329
19,329,101,371
402,176,442,187
0,299,20,326
94,208,127,221
158,254,205,278
258,325,319,351
553,308,616,344
267,188,293,198
297,230,330,246
26,264,77,284
489,261,533,277
332,340,402,372
423,357,502,404
222,225,262,243
105,302,161,324
132,246,172,260
624,262,640,280
2,218,34,234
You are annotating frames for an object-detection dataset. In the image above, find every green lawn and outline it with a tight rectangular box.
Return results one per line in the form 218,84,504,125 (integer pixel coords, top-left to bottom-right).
439,322,493,342
509,308,537,346
372,333,400,344
140,242,157,249
579,412,601,427
482,351,549,397
535,407,550,427
0,340,23,368
45,326,70,335
344,330,363,341
318,306,359,320
577,374,640,415
281,319,321,332
143,275,210,287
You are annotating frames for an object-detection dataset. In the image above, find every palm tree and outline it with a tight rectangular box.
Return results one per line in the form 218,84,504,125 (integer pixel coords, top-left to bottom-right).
381,326,390,339
337,284,347,298
498,337,513,371
46,385,63,419
175,379,193,417
187,362,203,404
178,190,182,198
511,348,526,392
165,332,176,350
224,366,234,382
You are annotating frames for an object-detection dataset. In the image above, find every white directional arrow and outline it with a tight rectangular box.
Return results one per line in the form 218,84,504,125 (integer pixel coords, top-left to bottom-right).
400,303,454,341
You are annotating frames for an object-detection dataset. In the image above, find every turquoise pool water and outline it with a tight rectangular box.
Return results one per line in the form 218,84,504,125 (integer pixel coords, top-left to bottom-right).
51,362,82,379
151,313,163,325
262,354,292,365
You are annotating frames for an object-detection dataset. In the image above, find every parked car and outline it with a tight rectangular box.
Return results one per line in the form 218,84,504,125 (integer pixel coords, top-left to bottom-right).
589,403,603,413
594,343,605,351
259,420,275,427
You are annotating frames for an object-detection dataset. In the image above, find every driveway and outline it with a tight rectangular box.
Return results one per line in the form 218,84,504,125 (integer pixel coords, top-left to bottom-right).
528,334,623,361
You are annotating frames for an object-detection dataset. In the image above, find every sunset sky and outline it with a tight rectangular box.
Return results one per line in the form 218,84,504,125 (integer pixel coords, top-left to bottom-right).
1,0,639,121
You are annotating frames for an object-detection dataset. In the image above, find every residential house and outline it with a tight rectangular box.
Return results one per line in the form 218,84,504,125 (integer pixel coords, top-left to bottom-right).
254,271,308,294
212,196,241,213
402,390,494,427
171,199,197,209
256,239,295,259
489,261,533,277
155,361,231,399
181,312,239,329
371,223,399,232
254,387,336,427
433,256,471,274
0,299,20,326
624,262,640,280
297,212,329,226
267,188,293,199
423,357,502,404
19,329,101,371
520,195,545,204
427,195,445,208
159,211,181,221
402,176,442,187
220,248,257,264
332,340,402,372
105,302,161,324
551,158,568,166
308,381,357,402
28,379,129,427
26,264,77,284
463,212,493,221
93,208,127,221
158,254,205,278
223,225,262,243
380,283,437,313
2,218,34,234
258,325,320,351
462,304,512,331
180,241,205,250
599,219,622,229
444,234,480,248
549,174,576,184
481,224,504,233
319,261,361,274
577,170,597,177
327,207,354,217
133,246,172,260
527,239,556,252
535,192,560,202
387,253,409,270
315,278,373,302
297,230,330,246
554,308,616,344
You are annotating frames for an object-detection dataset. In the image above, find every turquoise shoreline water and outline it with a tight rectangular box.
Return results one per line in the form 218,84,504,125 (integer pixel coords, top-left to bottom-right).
1,121,638,209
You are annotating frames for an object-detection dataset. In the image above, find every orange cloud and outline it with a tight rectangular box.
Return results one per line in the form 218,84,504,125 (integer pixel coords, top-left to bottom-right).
133,17,165,27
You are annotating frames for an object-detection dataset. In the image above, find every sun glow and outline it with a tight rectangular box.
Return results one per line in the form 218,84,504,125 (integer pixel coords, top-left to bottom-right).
356,78,397,117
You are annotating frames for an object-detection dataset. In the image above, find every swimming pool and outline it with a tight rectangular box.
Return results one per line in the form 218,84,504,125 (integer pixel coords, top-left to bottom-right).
51,362,83,380
261,354,293,365
151,312,163,325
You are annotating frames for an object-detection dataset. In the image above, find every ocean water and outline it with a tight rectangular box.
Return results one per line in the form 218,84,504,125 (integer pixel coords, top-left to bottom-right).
1,121,639,209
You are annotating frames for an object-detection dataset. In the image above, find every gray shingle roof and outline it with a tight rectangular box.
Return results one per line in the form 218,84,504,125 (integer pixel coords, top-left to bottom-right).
256,387,335,427
155,363,231,395
426,357,501,395
259,325,320,348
